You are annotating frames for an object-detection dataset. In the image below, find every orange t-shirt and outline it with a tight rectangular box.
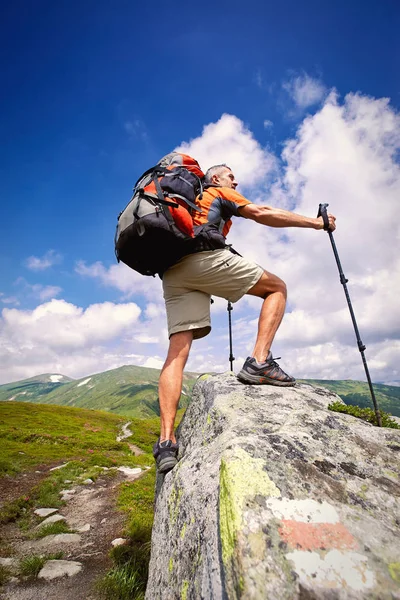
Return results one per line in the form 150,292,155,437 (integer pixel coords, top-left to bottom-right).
193,187,251,237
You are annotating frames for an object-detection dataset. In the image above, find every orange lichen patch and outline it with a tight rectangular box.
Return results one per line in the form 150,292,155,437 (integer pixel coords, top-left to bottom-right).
279,520,358,551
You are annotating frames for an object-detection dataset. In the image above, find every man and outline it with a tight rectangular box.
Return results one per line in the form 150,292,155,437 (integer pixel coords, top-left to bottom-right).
153,164,336,473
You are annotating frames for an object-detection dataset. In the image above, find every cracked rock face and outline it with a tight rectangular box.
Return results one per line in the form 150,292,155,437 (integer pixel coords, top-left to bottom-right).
146,373,400,600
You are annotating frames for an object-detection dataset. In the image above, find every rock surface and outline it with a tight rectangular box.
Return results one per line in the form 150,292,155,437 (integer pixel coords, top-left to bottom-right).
35,514,66,528
146,372,400,600
38,560,83,581
34,508,58,517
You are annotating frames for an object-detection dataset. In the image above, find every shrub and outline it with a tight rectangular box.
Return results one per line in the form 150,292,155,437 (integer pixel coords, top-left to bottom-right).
328,402,400,429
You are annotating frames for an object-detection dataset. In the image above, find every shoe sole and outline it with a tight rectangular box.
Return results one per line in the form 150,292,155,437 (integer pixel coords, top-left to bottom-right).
237,370,296,387
157,456,178,474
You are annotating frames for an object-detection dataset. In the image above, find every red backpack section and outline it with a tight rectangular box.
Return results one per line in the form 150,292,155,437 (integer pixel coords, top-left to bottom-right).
115,152,206,276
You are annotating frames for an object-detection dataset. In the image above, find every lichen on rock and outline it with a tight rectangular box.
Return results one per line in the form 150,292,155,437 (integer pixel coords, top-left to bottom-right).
145,372,400,599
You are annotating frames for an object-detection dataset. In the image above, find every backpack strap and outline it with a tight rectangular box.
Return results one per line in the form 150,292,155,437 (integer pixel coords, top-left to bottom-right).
164,193,201,212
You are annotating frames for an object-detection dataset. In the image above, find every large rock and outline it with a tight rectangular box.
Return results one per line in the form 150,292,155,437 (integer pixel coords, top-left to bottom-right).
146,372,400,599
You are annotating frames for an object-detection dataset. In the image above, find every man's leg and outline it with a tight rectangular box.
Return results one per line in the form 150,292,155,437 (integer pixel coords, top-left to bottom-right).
246,270,287,361
158,330,193,443
237,270,294,386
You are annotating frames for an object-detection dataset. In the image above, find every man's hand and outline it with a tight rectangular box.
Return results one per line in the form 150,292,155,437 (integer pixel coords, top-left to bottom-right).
315,213,336,231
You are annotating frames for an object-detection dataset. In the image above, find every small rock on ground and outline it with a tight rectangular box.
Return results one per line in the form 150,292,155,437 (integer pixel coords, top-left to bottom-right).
0,557,18,568
38,560,83,581
111,538,126,547
117,466,141,478
36,514,66,528
33,533,81,549
34,508,58,517
49,463,69,471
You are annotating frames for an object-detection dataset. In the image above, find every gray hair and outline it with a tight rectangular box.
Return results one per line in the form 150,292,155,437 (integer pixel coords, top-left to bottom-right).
204,164,231,186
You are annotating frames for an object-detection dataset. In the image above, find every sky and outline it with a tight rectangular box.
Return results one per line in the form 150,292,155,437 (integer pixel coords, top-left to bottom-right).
1,0,399,385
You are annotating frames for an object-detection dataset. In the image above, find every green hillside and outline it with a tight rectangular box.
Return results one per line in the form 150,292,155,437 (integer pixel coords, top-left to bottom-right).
1,367,399,419
301,379,400,418
0,365,199,418
0,401,159,478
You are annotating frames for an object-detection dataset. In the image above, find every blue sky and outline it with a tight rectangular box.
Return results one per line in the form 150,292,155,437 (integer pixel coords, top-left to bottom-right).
1,0,399,384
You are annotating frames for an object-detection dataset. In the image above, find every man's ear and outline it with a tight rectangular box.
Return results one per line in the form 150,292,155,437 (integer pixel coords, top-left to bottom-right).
212,174,219,185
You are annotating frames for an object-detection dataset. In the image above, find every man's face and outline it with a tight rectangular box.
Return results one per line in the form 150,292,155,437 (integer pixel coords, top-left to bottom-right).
214,168,238,189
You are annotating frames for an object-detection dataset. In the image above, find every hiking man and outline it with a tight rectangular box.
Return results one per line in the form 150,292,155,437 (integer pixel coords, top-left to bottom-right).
153,164,336,473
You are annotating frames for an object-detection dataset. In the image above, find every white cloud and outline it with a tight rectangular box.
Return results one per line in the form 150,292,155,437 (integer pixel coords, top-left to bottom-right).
175,113,277,188
2,299,141,350
220,91,400,383
3,92,399,386
75,260,163,300
25,250,62,271
30,284,62,301
143,357,164,369
283,74,326,109
0,293,20,306
0,299,147,383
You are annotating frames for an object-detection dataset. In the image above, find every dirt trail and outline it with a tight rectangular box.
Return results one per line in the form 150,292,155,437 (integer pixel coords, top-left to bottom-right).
0,468,146,600
0,422,150,599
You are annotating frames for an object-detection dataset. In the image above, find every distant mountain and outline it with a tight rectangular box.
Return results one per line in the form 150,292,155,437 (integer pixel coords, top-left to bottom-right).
1,368,399,418
0,365,199,418
300,379,400,418
0,372,75,402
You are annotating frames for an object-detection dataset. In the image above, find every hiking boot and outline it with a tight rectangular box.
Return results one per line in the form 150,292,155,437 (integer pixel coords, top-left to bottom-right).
153,439,179,473
237,352,296,386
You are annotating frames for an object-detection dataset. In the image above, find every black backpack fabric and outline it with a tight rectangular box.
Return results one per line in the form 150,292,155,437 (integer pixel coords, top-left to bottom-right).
114,153,226,277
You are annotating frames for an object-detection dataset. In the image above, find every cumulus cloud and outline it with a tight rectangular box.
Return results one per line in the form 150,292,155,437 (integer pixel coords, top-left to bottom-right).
2,299,141,350
75,260,162,300
70,98,400,383
0,299,147,383
4,91,399,385
175,113,277,188
283,74,326,109
220,91,400,382
25,250,62,271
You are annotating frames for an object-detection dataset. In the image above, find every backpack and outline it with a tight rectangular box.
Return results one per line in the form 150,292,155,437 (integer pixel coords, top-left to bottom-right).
115,152,226,277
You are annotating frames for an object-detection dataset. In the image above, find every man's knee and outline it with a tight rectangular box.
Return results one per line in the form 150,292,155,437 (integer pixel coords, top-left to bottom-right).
247,271,287,299
275,277,287,298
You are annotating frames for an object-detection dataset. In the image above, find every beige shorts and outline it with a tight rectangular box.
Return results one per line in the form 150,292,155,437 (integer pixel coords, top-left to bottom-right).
162,249,264,340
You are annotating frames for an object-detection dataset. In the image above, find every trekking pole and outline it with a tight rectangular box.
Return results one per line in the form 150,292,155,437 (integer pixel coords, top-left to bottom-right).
318,203,382,427
227,301,235,371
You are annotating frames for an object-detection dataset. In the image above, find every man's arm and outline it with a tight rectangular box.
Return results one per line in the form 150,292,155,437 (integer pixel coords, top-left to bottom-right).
239,203,336,231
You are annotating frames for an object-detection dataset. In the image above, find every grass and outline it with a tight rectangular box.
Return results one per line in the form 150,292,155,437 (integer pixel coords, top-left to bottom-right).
97,409,188,599
0,400,183,597
19,552,63,578
29,520,73,539
97,468,156,600
0,401,128,477
0,565,10,587
328,401,400,428
0,402,159,527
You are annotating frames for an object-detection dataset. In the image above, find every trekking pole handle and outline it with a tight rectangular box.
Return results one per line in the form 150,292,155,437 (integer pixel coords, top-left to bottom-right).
317,203,330,231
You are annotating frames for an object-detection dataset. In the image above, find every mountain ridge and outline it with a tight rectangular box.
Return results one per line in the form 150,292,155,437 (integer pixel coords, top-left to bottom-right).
1,366,399,418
